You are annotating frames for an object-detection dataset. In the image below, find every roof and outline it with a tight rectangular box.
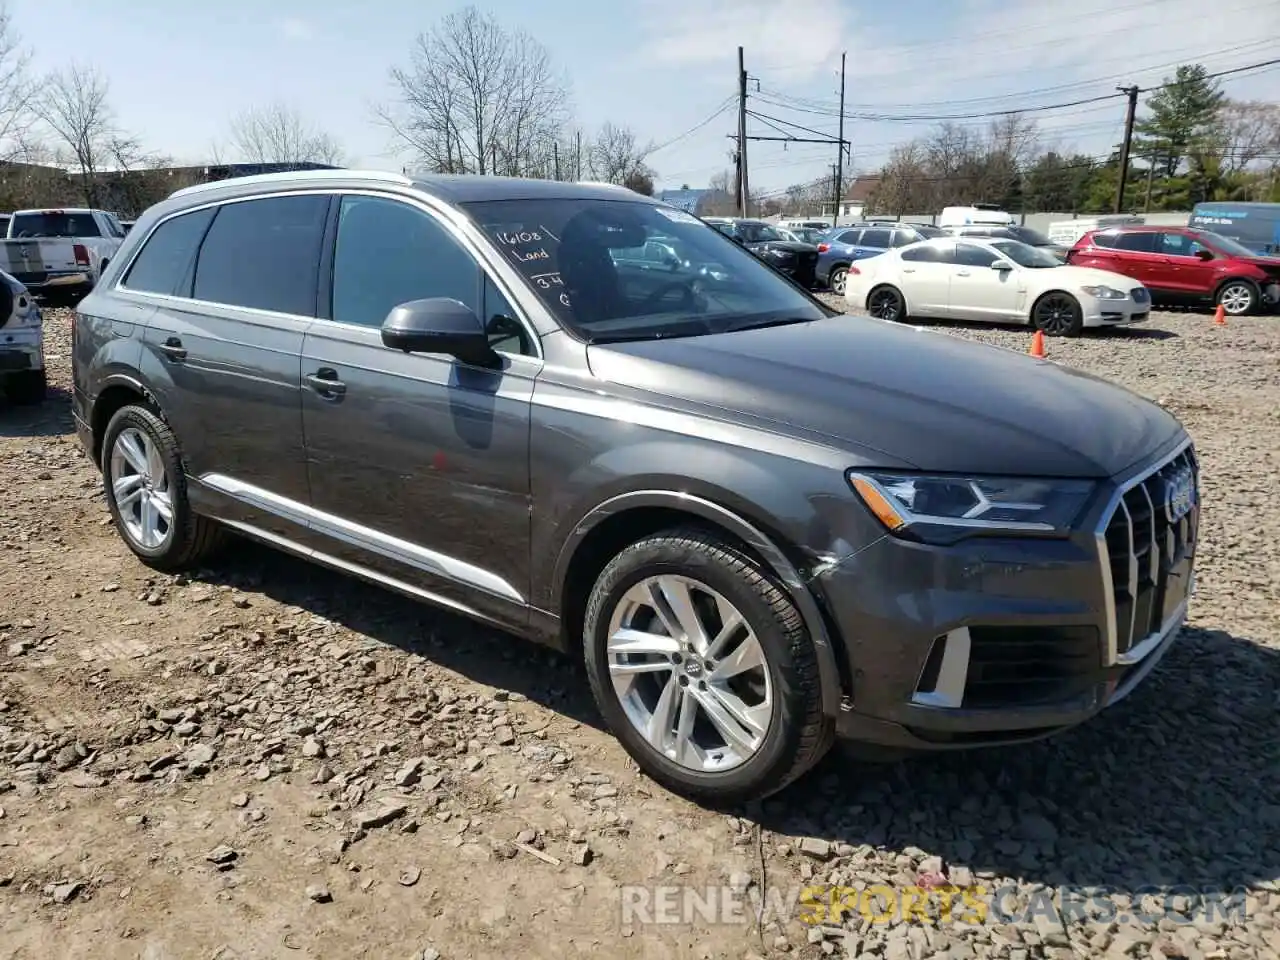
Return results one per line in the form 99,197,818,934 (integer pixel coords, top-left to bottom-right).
844,177,881,203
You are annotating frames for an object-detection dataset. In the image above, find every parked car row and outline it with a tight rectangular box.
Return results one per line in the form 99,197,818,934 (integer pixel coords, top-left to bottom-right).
62,168,1201,806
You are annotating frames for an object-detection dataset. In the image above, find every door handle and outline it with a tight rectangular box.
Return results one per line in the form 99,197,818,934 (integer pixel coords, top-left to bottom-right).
158,337,187,361
305,369,347,399
901,267,916,273
956,270,971,277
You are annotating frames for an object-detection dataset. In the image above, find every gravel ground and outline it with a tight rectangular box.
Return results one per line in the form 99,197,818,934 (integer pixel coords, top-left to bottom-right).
1,304,1277,960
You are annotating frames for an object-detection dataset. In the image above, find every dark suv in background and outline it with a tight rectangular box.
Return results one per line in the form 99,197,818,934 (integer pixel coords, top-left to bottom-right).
816,222,946,295
943,224,1070,262
701,217,820,288
1068,225,1280,315
72,170,1199,805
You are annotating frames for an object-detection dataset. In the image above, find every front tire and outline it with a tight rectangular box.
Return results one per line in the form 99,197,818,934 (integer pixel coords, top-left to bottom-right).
1216,279,1258,316
101,403,223,572
4,369,46,405
1032,291,1084,337
583,528,833,805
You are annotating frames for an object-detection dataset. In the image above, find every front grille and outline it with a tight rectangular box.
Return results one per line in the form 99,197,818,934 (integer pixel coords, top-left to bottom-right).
1131,287,1149,303
1098,444,1199,661
963,626,1102,709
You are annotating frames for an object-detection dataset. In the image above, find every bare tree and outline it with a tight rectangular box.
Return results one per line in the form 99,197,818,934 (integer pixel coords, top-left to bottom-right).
226,103,344,165
0,2,36,163
1213,101,1280,175
587,122,655,187
34,64,115,206
380,6,570,176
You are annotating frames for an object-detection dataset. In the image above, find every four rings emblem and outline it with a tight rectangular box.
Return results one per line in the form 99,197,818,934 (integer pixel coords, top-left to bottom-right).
1164,468,1196,522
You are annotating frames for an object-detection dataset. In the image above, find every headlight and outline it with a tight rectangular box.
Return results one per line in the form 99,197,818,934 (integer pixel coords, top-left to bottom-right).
848,471,1095,543
1081,285,1126,300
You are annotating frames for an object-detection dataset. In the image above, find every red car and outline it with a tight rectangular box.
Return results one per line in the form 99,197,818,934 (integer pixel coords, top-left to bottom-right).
1067,225,1280,316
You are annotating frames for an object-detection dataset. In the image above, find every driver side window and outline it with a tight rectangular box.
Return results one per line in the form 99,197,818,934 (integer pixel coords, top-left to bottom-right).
329,194,535,356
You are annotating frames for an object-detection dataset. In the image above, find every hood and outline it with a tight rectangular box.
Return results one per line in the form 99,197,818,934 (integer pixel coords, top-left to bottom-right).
1053,265,1147,288
586,315,1184,478
1239,255,1280,275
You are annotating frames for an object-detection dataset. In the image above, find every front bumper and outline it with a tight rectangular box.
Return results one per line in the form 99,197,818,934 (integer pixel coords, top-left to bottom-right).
1081,292,1152,328
816,440,1199,750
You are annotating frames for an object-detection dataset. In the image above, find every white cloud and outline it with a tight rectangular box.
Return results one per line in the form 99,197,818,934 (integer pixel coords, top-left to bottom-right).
276,18,316,42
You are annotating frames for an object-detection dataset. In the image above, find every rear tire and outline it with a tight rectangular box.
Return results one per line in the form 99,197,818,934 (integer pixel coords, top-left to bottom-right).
1216,279,1258,316
583,528,833,806
4,369,46,405
866,284,907,322
829,265,849,297
101,403,224,572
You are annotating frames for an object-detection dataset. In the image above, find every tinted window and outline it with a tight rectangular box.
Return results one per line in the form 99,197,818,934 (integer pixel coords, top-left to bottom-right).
836,230,862,245
955,243,1001,267
194,195,328,315
122,208,215,296
901,241,955,263
1090,232,1117,248
859,229,892,249
330,195,482,332
1159,232,1211,257
1113,232,1157,253
11,211,103,238
890,230,919,247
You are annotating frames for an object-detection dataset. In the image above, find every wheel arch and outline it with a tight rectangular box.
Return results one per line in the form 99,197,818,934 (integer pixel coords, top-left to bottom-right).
1214,275,1259,304
553,490,848,718
90,375,158,466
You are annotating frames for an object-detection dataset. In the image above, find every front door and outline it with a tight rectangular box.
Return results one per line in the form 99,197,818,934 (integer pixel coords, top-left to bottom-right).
947,242,1025,322
1156,231,1217,295
300,193,540,629
135,194,330,544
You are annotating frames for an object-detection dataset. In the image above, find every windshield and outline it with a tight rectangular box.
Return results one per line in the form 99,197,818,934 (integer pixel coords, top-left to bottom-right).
911,225,946,238
1009,226,1053,246
462,198,833,343
990,239,1062,268
10,212,102,238
1196,230,1262,259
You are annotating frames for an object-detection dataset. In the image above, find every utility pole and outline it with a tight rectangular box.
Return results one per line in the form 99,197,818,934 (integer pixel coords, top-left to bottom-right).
554,142,561,181
737,46,749,217
832,51,846,227
1114,84,1140,214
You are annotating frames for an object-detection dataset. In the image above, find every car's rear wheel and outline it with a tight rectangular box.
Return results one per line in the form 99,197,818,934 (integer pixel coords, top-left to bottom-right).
583,528,832,805
829,265,849,296
1216,279,1258,316
866,285,906,322
1031,291,1084,337
4,369,46,405
102,403,224,572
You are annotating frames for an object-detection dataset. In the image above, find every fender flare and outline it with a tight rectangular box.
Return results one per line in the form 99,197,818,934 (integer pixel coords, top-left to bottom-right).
554,489,844,717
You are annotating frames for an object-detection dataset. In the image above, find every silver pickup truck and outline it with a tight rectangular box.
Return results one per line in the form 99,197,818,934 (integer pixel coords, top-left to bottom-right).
0,208,127,305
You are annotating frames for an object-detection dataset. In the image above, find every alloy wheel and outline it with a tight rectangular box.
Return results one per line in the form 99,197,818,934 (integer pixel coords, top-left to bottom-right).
831,268,847,296
1218,283,1254,315
1034,293,1078,335
868,288,901,321
109,427,174,550
605,574,774,772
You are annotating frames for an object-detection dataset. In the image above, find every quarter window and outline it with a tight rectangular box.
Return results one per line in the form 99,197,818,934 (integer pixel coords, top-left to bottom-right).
121,207,215,296
193,194,329,315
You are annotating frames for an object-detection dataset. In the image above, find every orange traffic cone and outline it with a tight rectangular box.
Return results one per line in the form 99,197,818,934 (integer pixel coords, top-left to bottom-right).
1213,304,1227,326
1029,330,1047,358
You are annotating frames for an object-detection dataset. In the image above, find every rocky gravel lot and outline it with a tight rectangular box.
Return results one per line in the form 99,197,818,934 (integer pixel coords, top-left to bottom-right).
1,304,1278,960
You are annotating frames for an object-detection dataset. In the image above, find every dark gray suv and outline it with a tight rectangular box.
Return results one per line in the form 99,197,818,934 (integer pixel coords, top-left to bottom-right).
71,170,1200,804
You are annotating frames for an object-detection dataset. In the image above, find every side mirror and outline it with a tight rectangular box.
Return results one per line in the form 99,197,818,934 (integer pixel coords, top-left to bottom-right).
991,260,1014,271
1194,249,1214,261
380,298,498,368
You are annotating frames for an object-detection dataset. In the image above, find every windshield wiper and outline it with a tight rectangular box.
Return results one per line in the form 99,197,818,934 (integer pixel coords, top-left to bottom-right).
722,316,814,334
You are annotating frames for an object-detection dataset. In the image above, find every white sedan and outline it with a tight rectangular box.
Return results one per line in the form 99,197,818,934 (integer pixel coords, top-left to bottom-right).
843,236,1151,337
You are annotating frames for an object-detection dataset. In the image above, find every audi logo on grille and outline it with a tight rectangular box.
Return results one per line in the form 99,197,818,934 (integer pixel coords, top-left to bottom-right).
1164,468,1196,522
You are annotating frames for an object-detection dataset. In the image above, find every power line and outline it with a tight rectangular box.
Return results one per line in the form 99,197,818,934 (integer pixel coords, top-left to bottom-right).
647,96,737,155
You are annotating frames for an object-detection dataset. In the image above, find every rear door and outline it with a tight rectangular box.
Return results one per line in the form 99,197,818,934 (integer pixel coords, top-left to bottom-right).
896,241,956,316
134,193,329,544
1107,232,1173,290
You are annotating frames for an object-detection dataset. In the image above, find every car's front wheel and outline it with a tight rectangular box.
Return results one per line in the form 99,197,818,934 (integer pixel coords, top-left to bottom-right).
583,528,832,805
101,403,224,572
1216,279,1258,316
1031,291,1084,337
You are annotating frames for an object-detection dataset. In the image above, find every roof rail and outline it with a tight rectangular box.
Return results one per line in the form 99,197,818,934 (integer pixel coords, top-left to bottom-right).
170,168,413,199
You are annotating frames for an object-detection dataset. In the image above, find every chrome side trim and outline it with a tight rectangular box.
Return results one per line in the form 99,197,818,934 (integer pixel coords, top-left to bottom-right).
217,518,497,624
201,473,525,604
1093,436,1193,665
910,627,971,709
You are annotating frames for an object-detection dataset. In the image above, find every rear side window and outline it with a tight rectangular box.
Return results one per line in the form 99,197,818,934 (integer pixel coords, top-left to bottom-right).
901,242,955,263
1113,232,1157,253
121,208,215,296
890,230,919,247
194,194,329,316
859,229,892,248
1088,232,1117,248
